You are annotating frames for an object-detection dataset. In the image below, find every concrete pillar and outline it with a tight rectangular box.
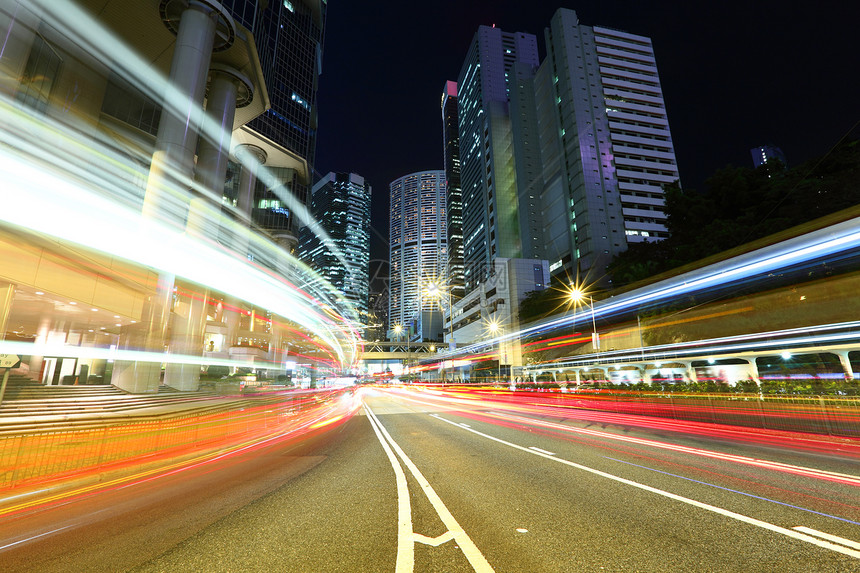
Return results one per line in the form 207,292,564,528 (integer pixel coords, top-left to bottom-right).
172,64,250,389
0,1,39,98
190,64,252,239
115,1,234,394
834,351,855,380
112,273,175,393
142,1,233,224
683,362,698,383
640,366,652,385
745,358,761,385
27,307,52,380
223,297,243,348
0,283,15,339
234,143,267,219
198,65,252,197
163,284,208,391
268,331,282,375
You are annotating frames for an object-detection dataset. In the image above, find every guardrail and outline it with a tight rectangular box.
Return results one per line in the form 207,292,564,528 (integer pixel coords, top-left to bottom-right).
0,388,351,496
419,384,860,438
518,389,860,438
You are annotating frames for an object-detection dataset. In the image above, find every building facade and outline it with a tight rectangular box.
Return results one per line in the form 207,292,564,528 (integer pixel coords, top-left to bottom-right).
441,80,465,302
388,170,448,341
238,0,327,253
300,172,371,316
447,258,550,381
0,0,352,394
535,8,680,283
456,26,543,295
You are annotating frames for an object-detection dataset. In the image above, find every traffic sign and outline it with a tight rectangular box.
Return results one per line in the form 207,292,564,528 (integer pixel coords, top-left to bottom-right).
0,354,21,368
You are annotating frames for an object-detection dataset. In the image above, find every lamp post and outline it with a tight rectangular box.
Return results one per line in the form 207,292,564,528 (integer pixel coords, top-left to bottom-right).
487,319,502,385
393,324,407,381
569,287,599,352
425,282,455,345
425,281,456,383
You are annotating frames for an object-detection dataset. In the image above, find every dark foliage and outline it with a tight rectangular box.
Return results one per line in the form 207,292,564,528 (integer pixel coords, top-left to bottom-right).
609,139,860,285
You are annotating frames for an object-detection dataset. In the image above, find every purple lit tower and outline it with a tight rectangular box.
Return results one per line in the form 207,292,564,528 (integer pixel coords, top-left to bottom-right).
535,8,680,283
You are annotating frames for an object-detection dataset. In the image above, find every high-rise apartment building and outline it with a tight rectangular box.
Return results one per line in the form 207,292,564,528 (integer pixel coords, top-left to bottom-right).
535,8,679,282
299,172,372,315
388,170,448,341
441,80,465,301
456,26,543,294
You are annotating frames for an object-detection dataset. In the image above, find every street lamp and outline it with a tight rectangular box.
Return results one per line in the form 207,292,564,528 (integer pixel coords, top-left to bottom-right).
425,281,456,383
569,287,599,351
425,281,455,346
392,324,409,380
487,318,502,384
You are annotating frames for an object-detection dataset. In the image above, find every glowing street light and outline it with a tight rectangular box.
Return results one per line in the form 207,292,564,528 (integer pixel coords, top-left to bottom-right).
487,319,502,383
424,281,455,345
425,280,457,382
569,287,599,351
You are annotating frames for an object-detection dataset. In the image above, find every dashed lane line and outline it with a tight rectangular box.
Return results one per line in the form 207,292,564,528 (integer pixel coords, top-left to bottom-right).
430,413,860,561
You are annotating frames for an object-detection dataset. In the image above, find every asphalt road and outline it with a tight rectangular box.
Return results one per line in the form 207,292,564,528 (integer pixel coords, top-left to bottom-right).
1,386,858,572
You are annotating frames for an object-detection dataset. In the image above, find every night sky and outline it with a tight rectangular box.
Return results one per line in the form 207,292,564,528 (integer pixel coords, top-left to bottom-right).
314,1,860,286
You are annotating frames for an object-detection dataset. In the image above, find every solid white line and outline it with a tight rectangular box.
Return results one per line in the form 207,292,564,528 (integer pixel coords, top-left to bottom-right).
488,410,860,485
364,406,414,572
529,447,556,456
430,414,860,560
793,526,860,550
0,525,72,551
367,407,494,572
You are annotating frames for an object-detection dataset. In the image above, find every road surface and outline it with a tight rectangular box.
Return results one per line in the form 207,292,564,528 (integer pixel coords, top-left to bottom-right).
1,386,858,571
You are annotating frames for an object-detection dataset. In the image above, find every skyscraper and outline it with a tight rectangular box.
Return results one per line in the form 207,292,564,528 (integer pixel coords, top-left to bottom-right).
536,8,680,283
299,172,372,316
224,0,327,254
388,170,447,341
441,80,465,301
456,26,543,294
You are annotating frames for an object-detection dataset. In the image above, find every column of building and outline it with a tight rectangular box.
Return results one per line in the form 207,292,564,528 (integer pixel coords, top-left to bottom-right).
165,62,253,390
113,0,237,393
0,5,33,349
222,143,267,355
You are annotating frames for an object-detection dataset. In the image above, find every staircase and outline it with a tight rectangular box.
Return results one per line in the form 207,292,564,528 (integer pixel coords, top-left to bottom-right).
0,375,239,433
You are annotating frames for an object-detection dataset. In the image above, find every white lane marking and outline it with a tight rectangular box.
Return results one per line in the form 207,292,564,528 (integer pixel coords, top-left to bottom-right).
793,526,860,550
486,410,860,485
529,447,556,456
414,531,456,546
366,407,494,572
0,525,72,551
365,406,414,572
516,528,529,533
430,414,860,560
461,423,471,428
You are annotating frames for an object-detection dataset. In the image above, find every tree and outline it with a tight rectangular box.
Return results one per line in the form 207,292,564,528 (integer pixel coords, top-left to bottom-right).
608,139,860,287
